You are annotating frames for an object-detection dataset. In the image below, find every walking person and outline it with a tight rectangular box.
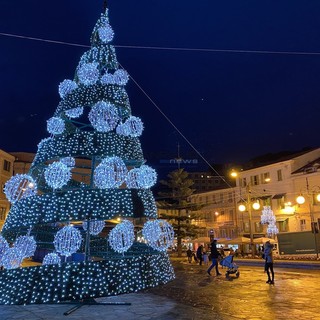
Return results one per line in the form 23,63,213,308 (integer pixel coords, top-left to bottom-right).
264,240,274,284
207,239,222,276
196,245,204,266
187,247,193,263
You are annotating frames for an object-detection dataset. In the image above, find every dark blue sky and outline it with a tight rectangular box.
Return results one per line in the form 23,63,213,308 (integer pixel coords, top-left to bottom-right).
1,1,320,171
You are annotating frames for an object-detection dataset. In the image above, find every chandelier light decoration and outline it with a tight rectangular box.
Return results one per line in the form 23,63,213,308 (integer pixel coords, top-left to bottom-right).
4,174,37,203
42,253,61,266
82,220,105,235
53,225,82,257
260,206,279,236
108,220,134,253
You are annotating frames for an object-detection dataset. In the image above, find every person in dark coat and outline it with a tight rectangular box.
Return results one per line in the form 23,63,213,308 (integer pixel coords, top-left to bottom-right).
207,239,222,276
264,240,274,284
196,245,204,265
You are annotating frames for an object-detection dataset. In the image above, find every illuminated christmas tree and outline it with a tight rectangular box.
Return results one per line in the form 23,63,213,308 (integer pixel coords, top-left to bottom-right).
0,8,174,305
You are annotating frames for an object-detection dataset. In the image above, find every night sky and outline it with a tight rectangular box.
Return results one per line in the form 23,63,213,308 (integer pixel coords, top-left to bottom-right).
1,1,320,172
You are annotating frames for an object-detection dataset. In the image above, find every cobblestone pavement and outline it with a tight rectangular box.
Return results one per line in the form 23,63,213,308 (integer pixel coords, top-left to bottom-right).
1,259,320,319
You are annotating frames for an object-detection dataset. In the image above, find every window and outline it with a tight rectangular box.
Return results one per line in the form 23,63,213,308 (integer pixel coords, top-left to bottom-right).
3,160,11,172
278,219,288,232
261,172,270,184
229,209,234,220
250,175,259,186
220,193,224,203
277,169,283,181
240,177,247,187
243,222,250,233
255,222,263,232
212,194,216,203
228,192,233,203
0,207,6,220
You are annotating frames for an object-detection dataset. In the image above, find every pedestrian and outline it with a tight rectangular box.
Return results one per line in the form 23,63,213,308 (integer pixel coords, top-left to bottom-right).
187,247,193,263
196,245,204,266
207,239,222,276
203,250,209,265
264,240,274,284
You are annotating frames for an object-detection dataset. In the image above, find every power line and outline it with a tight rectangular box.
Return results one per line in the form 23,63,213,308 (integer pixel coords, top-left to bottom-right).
2,32,320,56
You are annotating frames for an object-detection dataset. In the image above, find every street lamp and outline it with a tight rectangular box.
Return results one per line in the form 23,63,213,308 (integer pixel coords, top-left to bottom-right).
296,179,320,259
238,186,261,256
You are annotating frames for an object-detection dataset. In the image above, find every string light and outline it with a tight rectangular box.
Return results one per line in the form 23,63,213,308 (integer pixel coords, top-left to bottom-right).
108,220,134,253
44,161,71,190
88,101,120,132
116,116,144,137
94,156,127,189
0,235,9,262
77,62,100,86
14,235,37,258
4,174,37,203
60,157,75,168
65,106,84,118
1,248,23,269
58,79,78,98
42,253,61,265
82,220,105,236
53,225,82,257
47,117,65,135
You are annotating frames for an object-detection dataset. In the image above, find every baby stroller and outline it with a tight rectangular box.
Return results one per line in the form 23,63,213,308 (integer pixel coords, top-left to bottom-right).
219,255,240,279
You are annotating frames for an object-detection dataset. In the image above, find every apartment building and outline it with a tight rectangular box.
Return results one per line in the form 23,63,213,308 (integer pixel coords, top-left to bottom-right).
0,150,15,229
189,148,320,254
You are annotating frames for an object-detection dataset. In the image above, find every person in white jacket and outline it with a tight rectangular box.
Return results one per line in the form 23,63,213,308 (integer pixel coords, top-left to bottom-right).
264,241,274,284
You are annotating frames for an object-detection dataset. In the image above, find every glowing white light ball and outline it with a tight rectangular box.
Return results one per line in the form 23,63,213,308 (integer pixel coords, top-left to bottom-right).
54,225,82,257
108,220,134,253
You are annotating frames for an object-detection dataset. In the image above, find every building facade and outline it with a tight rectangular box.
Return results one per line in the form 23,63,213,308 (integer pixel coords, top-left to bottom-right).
188,149,320,255
0,150,15,230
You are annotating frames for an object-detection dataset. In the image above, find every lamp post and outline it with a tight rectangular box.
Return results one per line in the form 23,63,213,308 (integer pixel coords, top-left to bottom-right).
296,178,320,259
230,171,260,256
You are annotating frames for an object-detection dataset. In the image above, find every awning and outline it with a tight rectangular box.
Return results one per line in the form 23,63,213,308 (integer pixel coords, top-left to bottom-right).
272,193,286,199
276,217,288,222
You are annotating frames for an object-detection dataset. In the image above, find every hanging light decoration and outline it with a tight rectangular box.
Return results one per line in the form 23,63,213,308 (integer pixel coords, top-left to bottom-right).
14,235,37,258
82,220,105,235
4,174,37,203
0,235,9,261
98,23,114,43
65,106,84,118
77,62,100,86
58,79,78,98
137,165,157,188
116,116,144,137
267,222,279,236
1,248,23,269
94,156,127,189
42,252,61,265
53,225,82,257
100,72,116,85
47,117,65,135
60,157,76,168
142,220,174,252
108,220,134,253
260,206,275,224
125,168,141,189
113,69,129,85
88,101,120,132
44,161,71,190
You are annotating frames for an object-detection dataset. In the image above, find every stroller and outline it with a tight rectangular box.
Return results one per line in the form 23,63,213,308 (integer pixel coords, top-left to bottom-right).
219,255,240,279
